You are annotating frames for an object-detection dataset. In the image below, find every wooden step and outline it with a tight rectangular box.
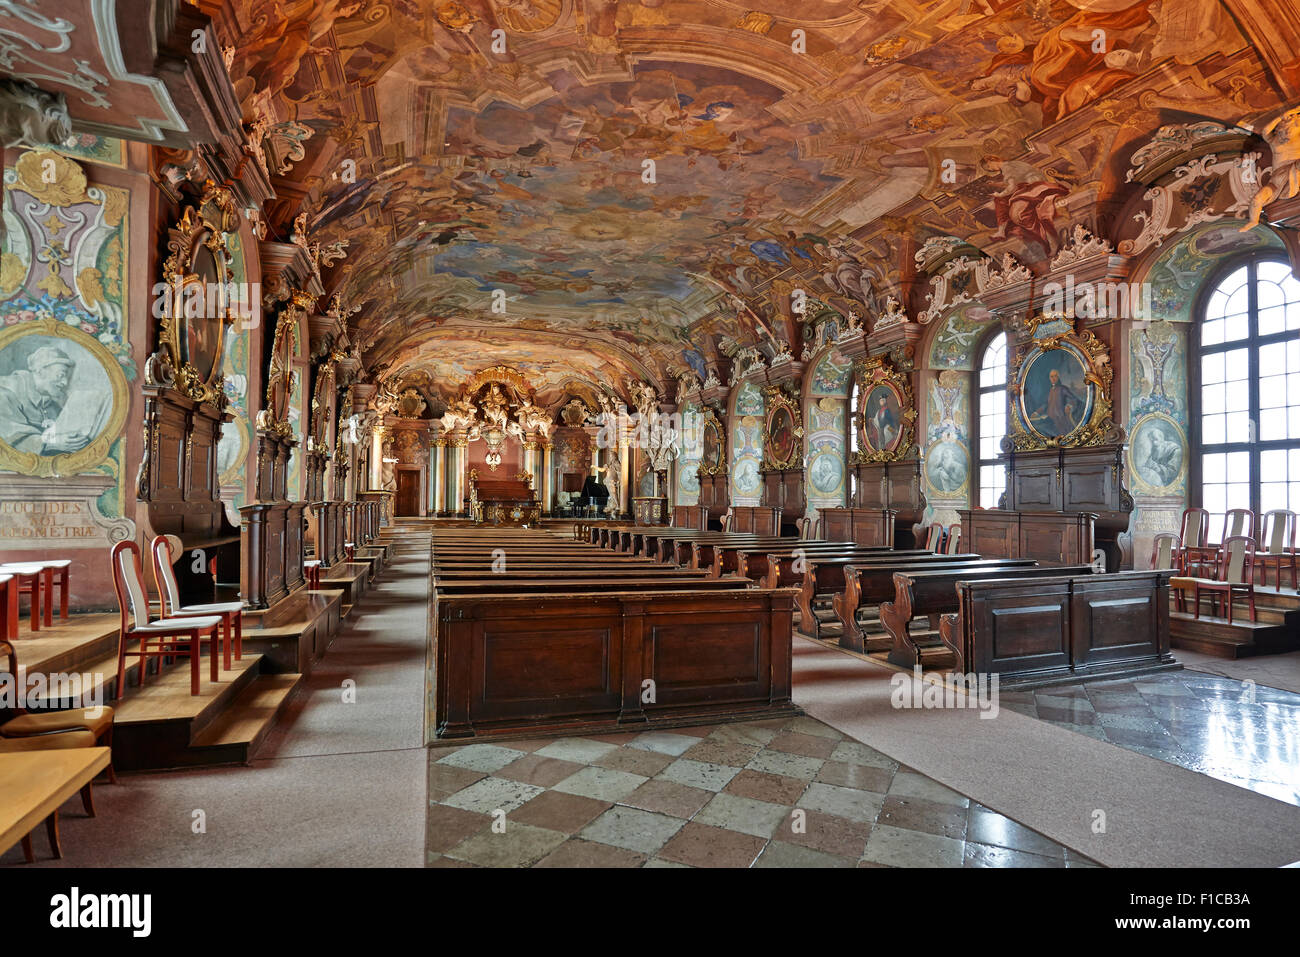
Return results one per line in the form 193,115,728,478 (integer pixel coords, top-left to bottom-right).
1170,611,1298,659
111,654,266,771
189,673,302,765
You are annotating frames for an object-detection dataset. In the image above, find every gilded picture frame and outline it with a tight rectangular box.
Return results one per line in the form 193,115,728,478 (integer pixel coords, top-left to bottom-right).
698,406,727,476
1008,315,1116,451
0,317,129,477
158,182,239,406
851,354,916,463
761,386,804,471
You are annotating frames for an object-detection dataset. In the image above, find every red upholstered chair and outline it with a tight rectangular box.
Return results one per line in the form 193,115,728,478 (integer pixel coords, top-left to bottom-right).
110,541,222,698
1257,509,1297,590
944,524,962,555
150,536,242,671
1189,535,1258,624
0,563,51,632
303,560,322,590
1178,507,1213,577
0,638,116,783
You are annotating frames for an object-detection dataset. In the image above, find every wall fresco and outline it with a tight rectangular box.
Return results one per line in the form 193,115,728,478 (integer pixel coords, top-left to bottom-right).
0,150,135,551
730,379,764,506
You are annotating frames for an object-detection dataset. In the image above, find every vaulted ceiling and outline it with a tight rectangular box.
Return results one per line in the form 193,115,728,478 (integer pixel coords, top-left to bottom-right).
219,0,1279,401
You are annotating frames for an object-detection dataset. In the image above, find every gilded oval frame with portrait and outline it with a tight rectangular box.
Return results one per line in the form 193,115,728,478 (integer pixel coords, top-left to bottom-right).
0,317,129,477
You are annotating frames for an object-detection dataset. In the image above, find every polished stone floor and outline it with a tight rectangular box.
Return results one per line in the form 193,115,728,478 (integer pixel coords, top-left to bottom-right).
425,714,1098,868
1004,672,1300,807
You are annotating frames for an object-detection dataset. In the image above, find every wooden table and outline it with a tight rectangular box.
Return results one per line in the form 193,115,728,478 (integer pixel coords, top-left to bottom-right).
0,747,110,859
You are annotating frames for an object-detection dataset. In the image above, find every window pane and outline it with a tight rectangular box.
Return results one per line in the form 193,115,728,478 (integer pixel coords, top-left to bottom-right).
1259,304,1285,336
1262,482,1288,514
1257,260,1291,284
1225,380,1249,412
1202,319,1225,346
1202,414,1225,445
1260,343,1287,377
1203,453,1226,483
1225,348,1249,381
1261,408,1286,440
1258,279,1285,310
1223,311,1249,342
1288,300,1300,331
1202,353,1225,384
1201,383,1225,414
1227,451,1250,482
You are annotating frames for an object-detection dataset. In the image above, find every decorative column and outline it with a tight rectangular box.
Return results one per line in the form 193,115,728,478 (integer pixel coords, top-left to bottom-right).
541,440,553,515
447,432,469,516
432,437,447,516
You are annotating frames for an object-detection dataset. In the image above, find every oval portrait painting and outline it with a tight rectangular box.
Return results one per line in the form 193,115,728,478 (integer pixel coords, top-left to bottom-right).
1019,347,1093,439
863,383,903,453
769,405,795,464
0,332,115,458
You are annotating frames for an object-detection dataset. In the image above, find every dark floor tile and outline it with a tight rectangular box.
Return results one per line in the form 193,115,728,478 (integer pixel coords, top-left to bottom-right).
724,769,810,806
426,803,492,854
877,795,968,840
508,790,611,833
967,806,1065,858
535,839,647,868
655,822,768,868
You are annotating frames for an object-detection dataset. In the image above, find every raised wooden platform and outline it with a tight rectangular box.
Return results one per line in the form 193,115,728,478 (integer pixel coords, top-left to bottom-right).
241,587,344,674
112,654,302,770
1169,586,1300,659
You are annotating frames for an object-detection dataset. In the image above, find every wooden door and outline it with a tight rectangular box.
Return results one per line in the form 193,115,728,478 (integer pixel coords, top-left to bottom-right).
395,469,420,516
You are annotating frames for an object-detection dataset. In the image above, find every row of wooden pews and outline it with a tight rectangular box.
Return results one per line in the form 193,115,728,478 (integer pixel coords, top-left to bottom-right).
429,528,800,740
596,523,1179,688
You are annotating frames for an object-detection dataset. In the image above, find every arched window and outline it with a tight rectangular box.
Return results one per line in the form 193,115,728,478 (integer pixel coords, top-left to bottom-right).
1195,258,1300,520
976,331,1008,508
848,379,860,503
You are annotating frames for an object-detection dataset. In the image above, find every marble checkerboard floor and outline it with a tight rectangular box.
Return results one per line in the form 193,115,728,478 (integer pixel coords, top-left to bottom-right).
424,714,1100,868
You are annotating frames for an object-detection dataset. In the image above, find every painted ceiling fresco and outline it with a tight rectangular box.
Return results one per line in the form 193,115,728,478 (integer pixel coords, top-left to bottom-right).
220,0,1280,397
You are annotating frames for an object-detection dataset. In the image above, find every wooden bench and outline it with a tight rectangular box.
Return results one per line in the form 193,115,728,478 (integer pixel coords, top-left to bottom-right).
429,530,798,738
882,563,1095,669
939,570,1176,685
832,557,1038,651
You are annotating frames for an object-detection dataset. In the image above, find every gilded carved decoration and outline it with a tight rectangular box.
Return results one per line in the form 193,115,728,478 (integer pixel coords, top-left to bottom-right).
851,354,916,464
157,180,240,407
760,386,803,472
1006,315,1120,452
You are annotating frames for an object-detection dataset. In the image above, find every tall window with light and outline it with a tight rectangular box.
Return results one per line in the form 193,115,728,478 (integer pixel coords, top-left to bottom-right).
1197,258,1300,519
848,379,860,504
977,331,1008,508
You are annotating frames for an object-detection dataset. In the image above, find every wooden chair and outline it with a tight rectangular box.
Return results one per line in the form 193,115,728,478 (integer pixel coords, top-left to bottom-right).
944,524,962,555
1150,532,1184,611
0,563,51,632
1188,535,1258,624
1178,507,1214,577
110,541,222,698
0,574,15,642
150,536,242,670
0,729,98,861
1257,509,1297,590
1221,508,1256,544
924,522,945,552
32,560,71,622
0,639,116,783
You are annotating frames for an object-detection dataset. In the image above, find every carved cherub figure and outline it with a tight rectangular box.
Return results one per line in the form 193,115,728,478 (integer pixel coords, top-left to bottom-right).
1241,106,1300,232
